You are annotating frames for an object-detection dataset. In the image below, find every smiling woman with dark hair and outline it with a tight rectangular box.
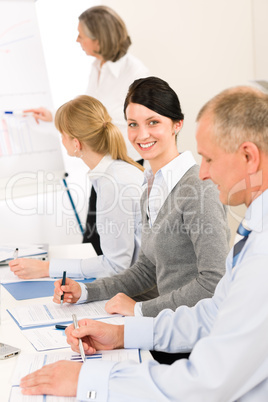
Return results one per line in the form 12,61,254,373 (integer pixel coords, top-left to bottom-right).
54,77,230,323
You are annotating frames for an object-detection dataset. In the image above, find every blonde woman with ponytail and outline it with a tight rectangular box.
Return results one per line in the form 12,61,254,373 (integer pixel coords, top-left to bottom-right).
9,95,144,280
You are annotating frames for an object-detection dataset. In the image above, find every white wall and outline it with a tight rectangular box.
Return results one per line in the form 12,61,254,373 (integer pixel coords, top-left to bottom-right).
36,0,99,108
252,0,268,78
1,0,267,245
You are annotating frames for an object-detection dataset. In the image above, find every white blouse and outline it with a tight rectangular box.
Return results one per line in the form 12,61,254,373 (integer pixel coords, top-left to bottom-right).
85,53,149,161
49,155,144,279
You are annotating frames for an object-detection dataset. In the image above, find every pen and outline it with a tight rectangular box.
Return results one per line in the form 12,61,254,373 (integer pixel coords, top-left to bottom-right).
3,111,25,116
72,314,85,362
55,324,68,330
13,248,19,259
60,271,66,306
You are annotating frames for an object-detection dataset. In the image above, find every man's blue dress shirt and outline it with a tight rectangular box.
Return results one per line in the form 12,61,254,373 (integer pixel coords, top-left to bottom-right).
77,190,268,402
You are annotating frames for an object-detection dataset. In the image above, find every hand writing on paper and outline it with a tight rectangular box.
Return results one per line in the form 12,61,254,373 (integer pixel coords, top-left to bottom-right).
9,258,49,279
105,293,136,316
53,277,82,304
66,318,124,355
23,107,53,124
20,360,81,396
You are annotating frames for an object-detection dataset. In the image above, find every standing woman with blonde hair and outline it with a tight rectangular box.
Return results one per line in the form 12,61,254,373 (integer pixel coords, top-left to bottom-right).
9,95,144,280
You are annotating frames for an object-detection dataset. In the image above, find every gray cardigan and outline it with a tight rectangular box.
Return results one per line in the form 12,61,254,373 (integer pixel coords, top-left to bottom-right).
85,165,230,317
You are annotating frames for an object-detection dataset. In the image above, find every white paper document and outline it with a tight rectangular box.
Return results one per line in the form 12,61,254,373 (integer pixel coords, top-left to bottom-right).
8,300,121,328
10,348,140,401
22,325,69,351
23,317,125,351
0,244,47,263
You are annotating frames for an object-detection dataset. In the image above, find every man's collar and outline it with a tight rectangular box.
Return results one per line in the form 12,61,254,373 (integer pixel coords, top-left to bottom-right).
244,189,268,232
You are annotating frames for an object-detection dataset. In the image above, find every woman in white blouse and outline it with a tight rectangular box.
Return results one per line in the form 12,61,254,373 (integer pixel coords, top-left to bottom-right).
9,95,144,279
26,5,149,160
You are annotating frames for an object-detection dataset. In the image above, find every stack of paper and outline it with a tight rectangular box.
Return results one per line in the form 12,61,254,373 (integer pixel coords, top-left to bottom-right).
8,300,122,329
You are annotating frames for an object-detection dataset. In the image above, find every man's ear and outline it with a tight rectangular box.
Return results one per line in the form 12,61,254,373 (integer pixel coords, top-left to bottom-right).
239,141,260,174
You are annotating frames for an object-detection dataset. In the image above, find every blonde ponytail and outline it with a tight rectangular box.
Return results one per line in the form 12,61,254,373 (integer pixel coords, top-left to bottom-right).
105,122,144,171
55,95,144,172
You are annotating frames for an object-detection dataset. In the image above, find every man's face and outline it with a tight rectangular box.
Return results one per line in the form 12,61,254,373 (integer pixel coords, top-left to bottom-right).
196,112,248,206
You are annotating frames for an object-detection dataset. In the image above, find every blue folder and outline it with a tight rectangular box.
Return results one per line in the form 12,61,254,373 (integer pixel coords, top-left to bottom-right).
2,278,95,300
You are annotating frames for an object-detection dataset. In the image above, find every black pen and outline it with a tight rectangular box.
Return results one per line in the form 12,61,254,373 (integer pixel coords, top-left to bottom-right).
60,271,66,306
55,324,68,330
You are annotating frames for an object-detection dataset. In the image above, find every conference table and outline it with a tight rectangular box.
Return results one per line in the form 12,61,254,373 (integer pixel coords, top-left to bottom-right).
0,243,152,401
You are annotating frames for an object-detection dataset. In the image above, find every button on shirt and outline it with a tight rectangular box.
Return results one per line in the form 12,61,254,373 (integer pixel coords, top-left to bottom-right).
135,151,196,316
49,155,144,280
77,189,268,401
86,54,149,161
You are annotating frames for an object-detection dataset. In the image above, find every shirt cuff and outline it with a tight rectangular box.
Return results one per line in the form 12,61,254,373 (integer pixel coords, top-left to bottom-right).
77,283,88,304
134,302,143,316
77,360,116,401
49,259,83,278
124,316,154,350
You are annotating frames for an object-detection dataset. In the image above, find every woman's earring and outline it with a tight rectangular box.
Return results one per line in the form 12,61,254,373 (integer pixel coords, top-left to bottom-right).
74,148,83,158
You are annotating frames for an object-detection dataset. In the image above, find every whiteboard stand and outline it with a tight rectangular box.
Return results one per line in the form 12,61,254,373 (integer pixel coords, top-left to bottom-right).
62,173,84,236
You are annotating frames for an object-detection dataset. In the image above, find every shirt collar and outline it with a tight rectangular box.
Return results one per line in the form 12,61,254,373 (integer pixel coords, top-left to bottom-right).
244,188,268,233
87,154,114,179
143,151,196,192
93,55,127,79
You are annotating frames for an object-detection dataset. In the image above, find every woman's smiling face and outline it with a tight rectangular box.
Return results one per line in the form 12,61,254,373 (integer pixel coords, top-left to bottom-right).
126,103,182,173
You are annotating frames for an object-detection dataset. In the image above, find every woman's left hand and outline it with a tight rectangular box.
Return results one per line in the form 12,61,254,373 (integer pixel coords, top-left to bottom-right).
105,293,136,316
